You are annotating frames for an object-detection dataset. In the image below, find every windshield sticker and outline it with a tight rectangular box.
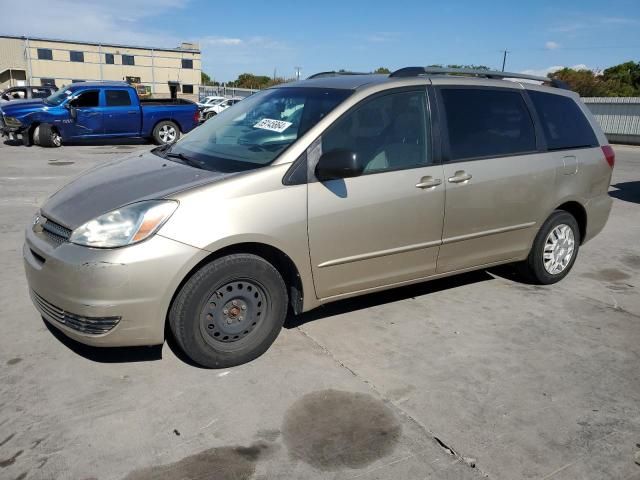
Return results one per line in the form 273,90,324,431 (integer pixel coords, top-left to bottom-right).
253,118,292,133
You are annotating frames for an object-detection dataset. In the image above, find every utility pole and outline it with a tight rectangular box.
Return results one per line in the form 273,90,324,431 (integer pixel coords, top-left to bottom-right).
294,66,301,81
501,49,509,72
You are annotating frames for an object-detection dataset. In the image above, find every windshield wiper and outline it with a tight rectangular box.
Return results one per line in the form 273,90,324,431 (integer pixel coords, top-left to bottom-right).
165,151,206,170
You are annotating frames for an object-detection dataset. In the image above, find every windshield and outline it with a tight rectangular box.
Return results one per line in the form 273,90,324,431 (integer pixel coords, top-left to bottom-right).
169,87,352,171
44,88,74,106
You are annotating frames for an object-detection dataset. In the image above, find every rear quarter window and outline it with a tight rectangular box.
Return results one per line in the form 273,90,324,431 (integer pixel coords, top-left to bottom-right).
440,88,537,161
528,91,598,151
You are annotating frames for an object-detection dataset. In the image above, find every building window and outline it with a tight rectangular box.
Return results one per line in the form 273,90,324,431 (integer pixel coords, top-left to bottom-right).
122,55,135,66
181,59,193,69
37,48,53,60
125,76,141,84
182,84,194,94
41,78,56,87
105,53,115,64
70,51,84,62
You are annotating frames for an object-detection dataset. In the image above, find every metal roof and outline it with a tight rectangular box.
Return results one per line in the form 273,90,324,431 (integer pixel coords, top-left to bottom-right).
0,35,200,53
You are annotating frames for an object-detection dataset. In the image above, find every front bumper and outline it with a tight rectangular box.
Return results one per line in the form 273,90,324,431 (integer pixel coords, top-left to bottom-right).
24,223,208,347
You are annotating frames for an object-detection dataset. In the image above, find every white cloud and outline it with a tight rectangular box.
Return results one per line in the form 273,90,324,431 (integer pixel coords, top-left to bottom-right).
521,64,590,77
362,32,400,43
0,0,190,48
201,37,243,46
545,41,560,50
197,35,296,82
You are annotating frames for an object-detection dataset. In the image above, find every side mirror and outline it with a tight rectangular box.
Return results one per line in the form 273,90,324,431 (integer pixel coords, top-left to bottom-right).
66,104,77,119
315,149,363,181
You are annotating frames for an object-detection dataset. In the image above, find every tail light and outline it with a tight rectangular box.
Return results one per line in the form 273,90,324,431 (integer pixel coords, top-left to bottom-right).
601,145,615,168
193,110,200,124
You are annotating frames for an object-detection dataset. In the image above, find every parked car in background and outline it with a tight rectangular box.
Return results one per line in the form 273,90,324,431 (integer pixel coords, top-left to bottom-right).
23,68,613,368
1,85,57,103
197,96,226,109
202,97,243,120
0,81,199,146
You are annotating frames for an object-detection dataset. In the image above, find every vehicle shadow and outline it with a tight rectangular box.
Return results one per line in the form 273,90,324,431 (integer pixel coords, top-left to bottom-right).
609,182,640,204
62,138,152,147
285,269,494,329
2,138,22,146
42,318,163,363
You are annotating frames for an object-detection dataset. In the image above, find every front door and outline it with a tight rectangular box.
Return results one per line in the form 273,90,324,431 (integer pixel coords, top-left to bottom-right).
102,89,140,136
308,89,445,299
67,90,103,137
434,86,556,273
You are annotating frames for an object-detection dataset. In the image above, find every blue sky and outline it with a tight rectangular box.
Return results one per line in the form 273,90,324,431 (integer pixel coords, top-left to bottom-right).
2,0,639,81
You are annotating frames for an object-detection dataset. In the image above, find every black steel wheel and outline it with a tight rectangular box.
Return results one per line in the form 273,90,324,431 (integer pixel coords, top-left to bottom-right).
199,280,267,345
169,254,288,368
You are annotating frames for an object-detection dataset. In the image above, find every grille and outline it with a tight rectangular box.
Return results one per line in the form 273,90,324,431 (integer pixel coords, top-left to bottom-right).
31,290,121,335
41,217,72,245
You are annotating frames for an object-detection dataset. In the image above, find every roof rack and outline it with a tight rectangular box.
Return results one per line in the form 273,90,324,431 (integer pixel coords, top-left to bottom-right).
388,67,570,90
307,71,370,79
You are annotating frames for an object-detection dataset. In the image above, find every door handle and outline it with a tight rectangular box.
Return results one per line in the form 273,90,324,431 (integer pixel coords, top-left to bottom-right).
448,171,472,183
127,111,137,115
415,176,442,189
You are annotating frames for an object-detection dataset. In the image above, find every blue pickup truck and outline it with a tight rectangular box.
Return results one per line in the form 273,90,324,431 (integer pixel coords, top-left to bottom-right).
0,81,199,147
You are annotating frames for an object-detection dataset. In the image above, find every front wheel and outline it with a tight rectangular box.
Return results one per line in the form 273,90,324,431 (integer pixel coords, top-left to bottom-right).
152,120,180,145
38,123,62,148
169,254,288,368
205,111,216,121
517,210,580,284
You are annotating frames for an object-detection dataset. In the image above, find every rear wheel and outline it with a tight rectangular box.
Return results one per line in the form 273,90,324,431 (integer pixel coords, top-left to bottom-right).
169,254,288,368
38,123,61,148
517,210,580,284
152,120,179,145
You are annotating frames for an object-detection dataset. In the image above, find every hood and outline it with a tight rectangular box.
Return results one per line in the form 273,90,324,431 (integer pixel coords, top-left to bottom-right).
0,99,46,116
41,150,236,229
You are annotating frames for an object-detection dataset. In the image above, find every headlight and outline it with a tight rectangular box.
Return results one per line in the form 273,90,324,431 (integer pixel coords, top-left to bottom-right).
69,200,178,248
4,116,21,128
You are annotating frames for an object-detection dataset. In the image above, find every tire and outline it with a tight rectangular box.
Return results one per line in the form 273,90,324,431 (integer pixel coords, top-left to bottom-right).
205,111,216,121
38,123,61,148
517,210,580,284
169,254,288,368
152,120,180,145
32,125,40,146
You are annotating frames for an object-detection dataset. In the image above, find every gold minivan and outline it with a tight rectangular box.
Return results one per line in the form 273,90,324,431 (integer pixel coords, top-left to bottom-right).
24,68,614,368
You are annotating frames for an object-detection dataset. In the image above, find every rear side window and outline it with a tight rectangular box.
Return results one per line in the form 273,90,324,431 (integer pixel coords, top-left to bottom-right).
105,90,132,106
440,88,536,161
31,88,50,98
528,91,598,151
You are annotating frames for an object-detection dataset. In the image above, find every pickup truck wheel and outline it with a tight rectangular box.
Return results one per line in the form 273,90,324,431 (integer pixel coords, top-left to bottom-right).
32,126,40,146
169,254,288,368
153,120,180,145
38,123,62,148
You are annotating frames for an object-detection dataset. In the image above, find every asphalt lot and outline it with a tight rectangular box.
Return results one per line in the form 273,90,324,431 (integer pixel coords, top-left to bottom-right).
0,138,639,480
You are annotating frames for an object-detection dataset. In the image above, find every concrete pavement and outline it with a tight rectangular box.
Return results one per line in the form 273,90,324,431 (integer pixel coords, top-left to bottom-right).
0,139,638,480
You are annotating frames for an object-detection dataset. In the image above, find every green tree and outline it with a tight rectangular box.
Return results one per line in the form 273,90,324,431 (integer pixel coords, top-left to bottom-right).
374,67,391,74
549,61,640,97
201,71,214,86
549,68,608,97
